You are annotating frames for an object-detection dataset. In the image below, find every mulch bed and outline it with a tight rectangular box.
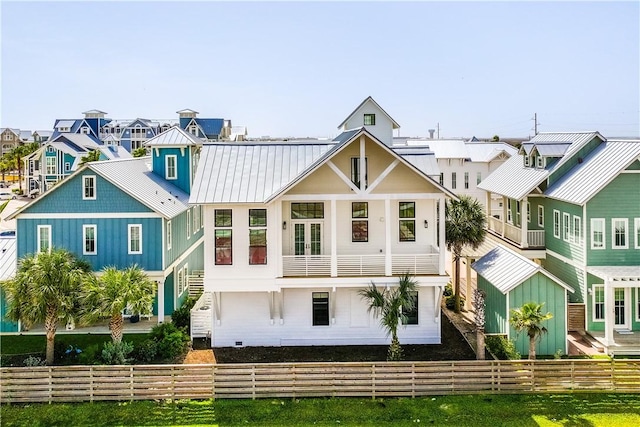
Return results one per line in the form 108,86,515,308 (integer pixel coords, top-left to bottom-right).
210,312,476,363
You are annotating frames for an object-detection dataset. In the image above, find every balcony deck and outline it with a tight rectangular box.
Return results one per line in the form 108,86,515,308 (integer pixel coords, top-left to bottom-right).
488,216,545,249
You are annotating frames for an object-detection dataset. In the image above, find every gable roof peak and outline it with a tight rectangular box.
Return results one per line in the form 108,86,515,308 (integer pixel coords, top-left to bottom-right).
337,96,400,130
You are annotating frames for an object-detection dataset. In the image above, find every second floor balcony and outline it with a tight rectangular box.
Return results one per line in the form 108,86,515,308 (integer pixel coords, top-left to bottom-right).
488,216,545,249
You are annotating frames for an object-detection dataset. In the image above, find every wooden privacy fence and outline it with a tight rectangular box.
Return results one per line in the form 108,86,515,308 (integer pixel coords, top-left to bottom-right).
1,360,639,403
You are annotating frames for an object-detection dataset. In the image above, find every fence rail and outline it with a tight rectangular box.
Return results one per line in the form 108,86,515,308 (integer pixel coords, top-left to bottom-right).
1,360,638,403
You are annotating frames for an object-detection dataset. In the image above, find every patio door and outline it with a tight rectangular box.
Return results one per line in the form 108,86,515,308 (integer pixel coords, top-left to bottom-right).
614,288,629,329
292,222,323,256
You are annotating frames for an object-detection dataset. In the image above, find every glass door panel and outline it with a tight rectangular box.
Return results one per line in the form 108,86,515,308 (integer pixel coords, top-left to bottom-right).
294,223,305,256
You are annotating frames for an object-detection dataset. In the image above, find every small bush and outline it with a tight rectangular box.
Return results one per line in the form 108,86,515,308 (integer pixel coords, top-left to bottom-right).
23,355,45,367
443,283,453,297
171,297,198,331
486,335,521,360
149,323,191,361
101,341,134,365
133,339,158,363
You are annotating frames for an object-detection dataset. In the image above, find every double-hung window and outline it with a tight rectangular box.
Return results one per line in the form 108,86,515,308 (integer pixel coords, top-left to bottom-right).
635,218,640,249
592,285,604,321
83,175,96,200
553,210,560,238
215,209,232,265
526,202,531,223
312,292,330,326
612,218,628,249
83,224,97,255
128,224,142,254
351,202,368,242
476,172,482,185
363,114,376,126
591,218,605,249
166,220,172,250
399,202,416,242
537,205,544,227
46,157,56,174
507,200,513,223
562,213,570,242
186,209,191,239
573,216,581,243
451,172,457,189
37,225,51,253
249,209,267,265
464,172,469,189
165,155,177,180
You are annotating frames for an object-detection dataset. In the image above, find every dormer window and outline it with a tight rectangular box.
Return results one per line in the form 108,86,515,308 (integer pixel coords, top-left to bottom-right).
58,127,70,132
524,156,530,167
166,155,177,180
536,156,544,168
188,125,198,136
363,114,376,126
81,127,90,134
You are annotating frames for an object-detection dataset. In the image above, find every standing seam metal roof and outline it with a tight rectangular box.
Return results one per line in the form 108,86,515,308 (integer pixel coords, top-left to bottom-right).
0,239,17,281
144,126,202,146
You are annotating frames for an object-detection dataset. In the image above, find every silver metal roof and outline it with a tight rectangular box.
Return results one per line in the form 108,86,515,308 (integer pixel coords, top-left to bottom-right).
407,139,517,162
0,238,17,281
56,120,75,128
89,157,190,218
144,126,202,147
545,140,640,205
190,142,336,204
529,132,603,170
478,154,549,200
97,145,132,160
393,147,440,178
472,245,573,294
586,266,640,283
534,143,571,157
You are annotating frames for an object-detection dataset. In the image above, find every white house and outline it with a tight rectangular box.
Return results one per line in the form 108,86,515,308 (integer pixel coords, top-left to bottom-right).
189,99,456,347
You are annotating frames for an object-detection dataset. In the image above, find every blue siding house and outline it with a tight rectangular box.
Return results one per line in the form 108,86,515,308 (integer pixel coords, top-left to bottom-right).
177,109,229,141
2,126,204,331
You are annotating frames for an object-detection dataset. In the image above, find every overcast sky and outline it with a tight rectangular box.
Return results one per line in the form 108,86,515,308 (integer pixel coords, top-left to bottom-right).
1,1,638,139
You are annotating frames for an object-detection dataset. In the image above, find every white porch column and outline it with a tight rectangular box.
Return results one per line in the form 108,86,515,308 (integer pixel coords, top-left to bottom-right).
157,279,165,324
465,257,473,311
604,280,615,346
276,201,283,278
438,196,446,275
521,196,528,248
331,199,338,277
385,198,392,276
501,196,507,237
485,191,492,220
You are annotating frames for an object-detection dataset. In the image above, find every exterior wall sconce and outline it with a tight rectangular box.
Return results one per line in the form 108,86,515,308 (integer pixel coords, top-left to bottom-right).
424,220,429,228
282,221,287,230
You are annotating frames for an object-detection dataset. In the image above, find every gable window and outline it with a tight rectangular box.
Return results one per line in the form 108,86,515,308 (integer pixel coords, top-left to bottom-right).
291,202,324,219
573,216,581,243
249,209,267,265
553,210,560,238
83,225,97,255
451,172,457,190
188,125,198,136
128,224,142,254
591,218,605,249
537,205,544,227
524,156,530,167
166,155,177,180
464,172,469,189
635,218,640,249
592,285,604,321
64,162,71,172
563,213,570,242
612,218,628,249
166,220,172,250
83,175,96,200
312,292,330,326
37,225,51,253
81,127,90,134
399,201,416,242
215,209,232,265
352,202,368,242
402,291,418,325
186,210,191,239
46,157,56,174
536,156,544,168
363,114,376,126
476,172,482,185
350,157,368,189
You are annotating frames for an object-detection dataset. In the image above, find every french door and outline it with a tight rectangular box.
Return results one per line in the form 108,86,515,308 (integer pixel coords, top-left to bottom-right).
292,222,323,256
614,288,629,329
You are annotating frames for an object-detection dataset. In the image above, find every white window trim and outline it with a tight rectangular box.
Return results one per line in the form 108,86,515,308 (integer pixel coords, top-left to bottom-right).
507,199,512,224
537,205,544,228
82,175,96,200
573,215,581,244
46,157,56,174
526,202,531,223
591,218,605,250
524,156,530,167
612,218,628,249
64,162,71,172
187,209,191,240
165,155,177,180
82,224,97,255
167,220,172,250
553,210,560,238
536,156,544,168
128,224,143,254
37,225,52,253
636,287,640,323
592,285,604,322
634,218,640,250
177,267,184,296
182,264,189,295
563,212,570,242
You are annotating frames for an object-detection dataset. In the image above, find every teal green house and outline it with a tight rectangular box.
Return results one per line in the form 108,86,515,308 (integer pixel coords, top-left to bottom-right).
2,126,204,332
473,245,573,356
478,133,640,355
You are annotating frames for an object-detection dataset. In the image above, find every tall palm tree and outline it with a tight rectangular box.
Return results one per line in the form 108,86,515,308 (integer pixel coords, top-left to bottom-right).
510,302,553,360
81,265,155,343
8,142,39,193
1,249,90,364
445,195,486,312
359,273,417,361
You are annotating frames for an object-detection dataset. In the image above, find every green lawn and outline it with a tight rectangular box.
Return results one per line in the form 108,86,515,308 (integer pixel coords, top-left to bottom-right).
0,333,148,355
2,393,639,426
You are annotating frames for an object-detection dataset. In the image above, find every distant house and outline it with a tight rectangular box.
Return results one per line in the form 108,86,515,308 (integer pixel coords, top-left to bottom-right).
32,130,52,144
177,109,230,142
0,128,21,156
51,109,110,143
1,126,205,332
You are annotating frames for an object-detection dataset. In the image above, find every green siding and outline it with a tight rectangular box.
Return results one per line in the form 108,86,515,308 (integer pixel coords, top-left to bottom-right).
477,276,507,334
527,198,545,231
544,199,584,264
548,136,603,186
508,272,567,356
586,173,640,266
542,253,583,302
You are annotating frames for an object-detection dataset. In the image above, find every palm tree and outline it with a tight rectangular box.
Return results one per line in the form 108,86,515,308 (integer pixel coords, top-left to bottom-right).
132,147,148,158
79,150,101,166
445,195,486,312
8,142,39,193
81,265,155,343
0,249,90,364
359,273,417,361
510,302,553,360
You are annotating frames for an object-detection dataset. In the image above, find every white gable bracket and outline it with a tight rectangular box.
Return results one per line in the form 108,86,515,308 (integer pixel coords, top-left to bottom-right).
327,160,361,193
366,159,399,194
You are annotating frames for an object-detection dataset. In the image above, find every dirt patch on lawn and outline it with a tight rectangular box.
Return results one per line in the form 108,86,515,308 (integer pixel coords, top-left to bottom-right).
183,349,216,364
212,312,476,363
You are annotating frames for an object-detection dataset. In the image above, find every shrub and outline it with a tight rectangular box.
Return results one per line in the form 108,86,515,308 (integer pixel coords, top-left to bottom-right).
78,344,102,365
133,339,158,363
101,341,134,365
443,283,453,297
23,355,45,367
485,335,521,360
171,297,198,331
149,323,191,361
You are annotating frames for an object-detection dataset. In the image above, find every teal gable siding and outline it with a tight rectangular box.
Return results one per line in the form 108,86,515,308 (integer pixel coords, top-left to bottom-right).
164,207,204,268
548,137,603,187
16,217,163,271
152,147,191,194
508,273,567,356
23,173,154,214
545,199,584,265
477,276,507,334
586,173,640,266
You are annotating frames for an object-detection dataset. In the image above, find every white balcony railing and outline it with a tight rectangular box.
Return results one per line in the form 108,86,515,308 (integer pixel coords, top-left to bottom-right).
488,217,545,248
282,255,331,276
